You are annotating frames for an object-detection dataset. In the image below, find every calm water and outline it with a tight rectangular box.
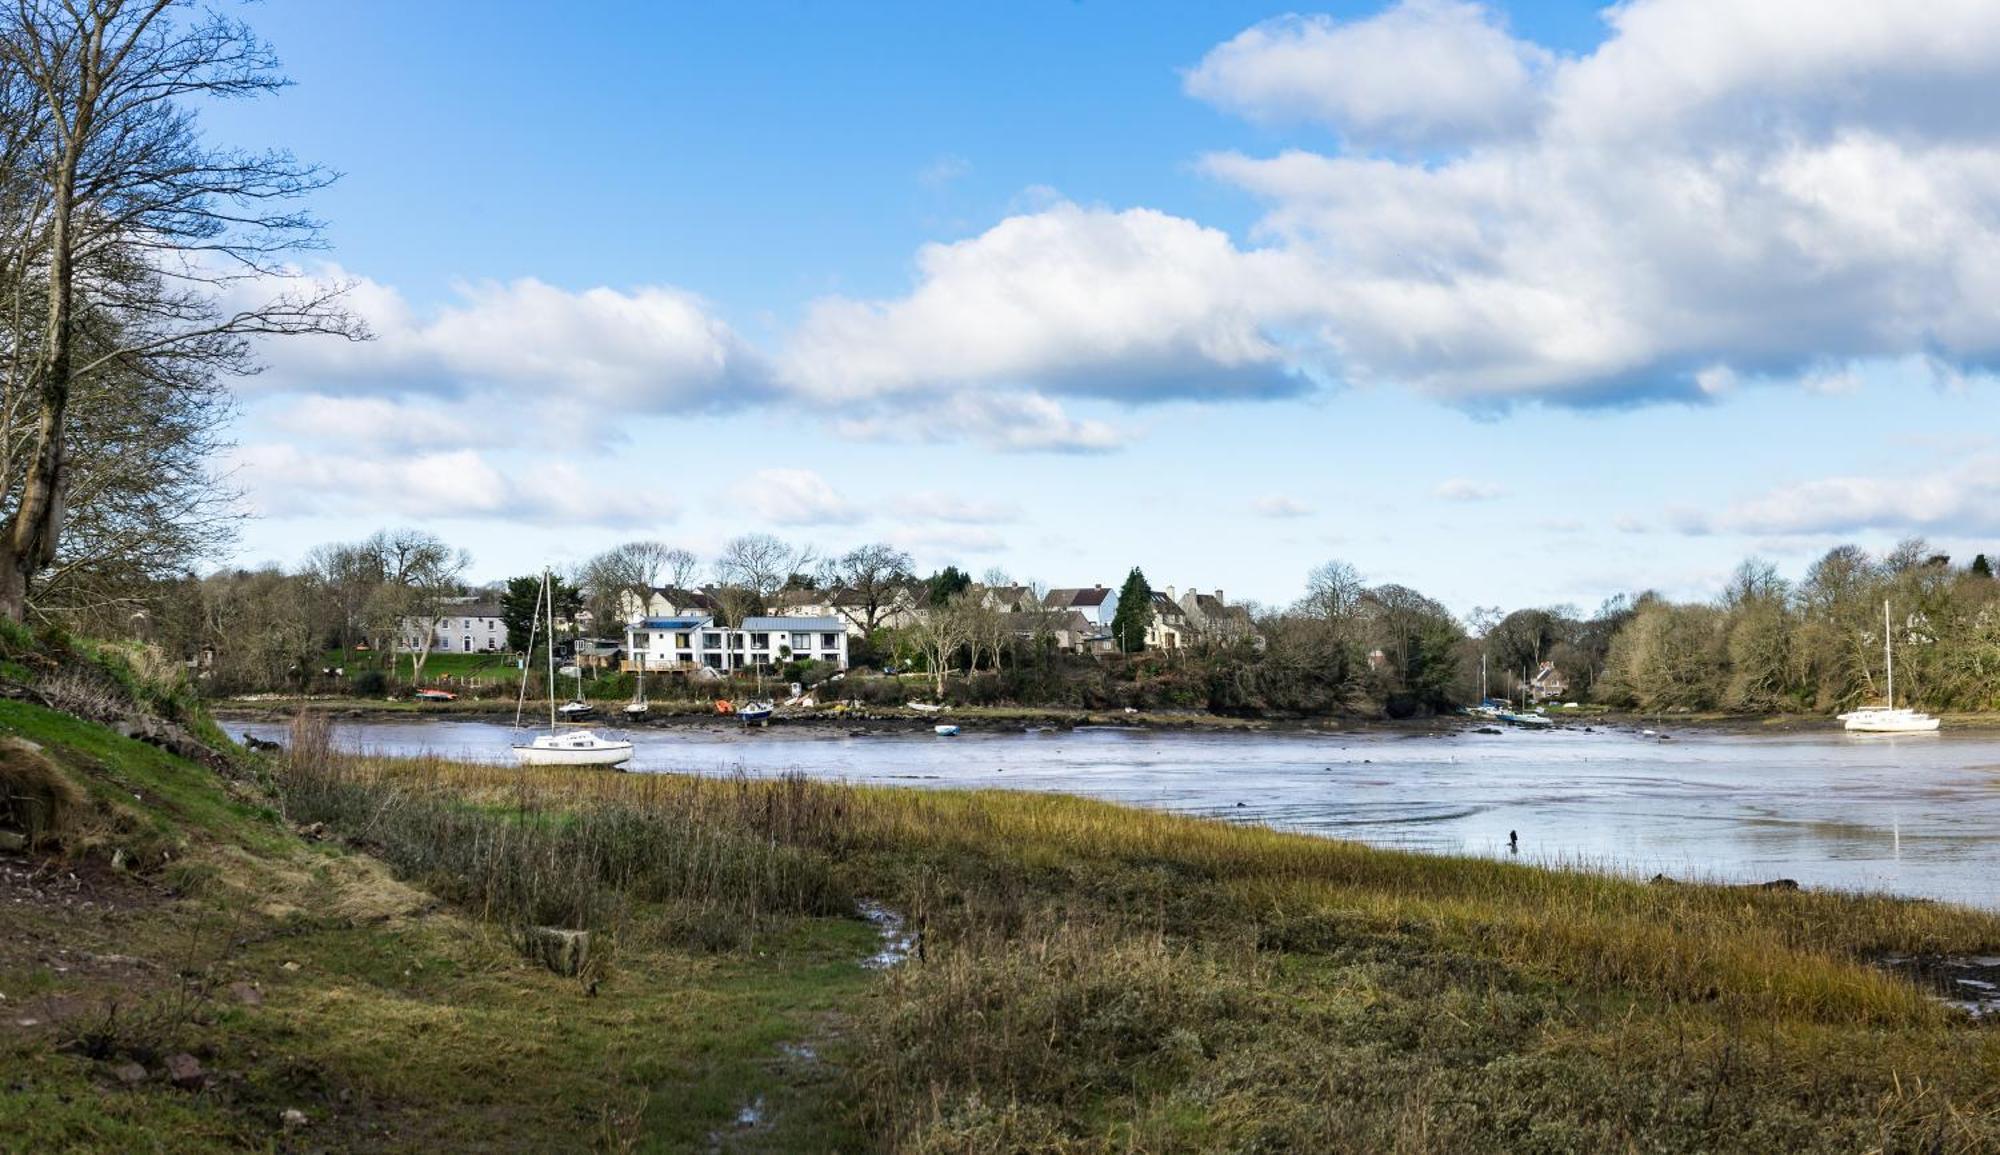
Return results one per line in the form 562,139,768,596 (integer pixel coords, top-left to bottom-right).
229,717,2000,910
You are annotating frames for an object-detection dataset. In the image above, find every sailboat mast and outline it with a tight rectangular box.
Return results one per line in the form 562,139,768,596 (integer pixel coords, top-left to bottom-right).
546,570,558,732
1884,599,1894,709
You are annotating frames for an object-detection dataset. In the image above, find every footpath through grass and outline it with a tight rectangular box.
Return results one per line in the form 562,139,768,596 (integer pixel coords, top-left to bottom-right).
5,702,2000,1151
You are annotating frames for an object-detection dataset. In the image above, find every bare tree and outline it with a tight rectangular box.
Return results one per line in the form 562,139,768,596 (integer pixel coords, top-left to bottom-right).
908,593,973,701
712,533,815,626
345,529,468,681
824,542,913,634
0,0,360,621
578,541,695,626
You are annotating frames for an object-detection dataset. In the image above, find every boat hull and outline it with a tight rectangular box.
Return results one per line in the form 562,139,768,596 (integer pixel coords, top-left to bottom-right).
1839,707,1941,733
512,735,634,767
1842,717,1941,733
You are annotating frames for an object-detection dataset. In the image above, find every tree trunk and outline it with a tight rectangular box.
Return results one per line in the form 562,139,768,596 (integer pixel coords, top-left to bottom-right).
0,63,88,624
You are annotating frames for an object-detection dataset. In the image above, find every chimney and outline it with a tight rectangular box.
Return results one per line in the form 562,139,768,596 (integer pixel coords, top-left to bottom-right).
1095,583,1103,590
1164,585,1177,602
1215,589,1225,604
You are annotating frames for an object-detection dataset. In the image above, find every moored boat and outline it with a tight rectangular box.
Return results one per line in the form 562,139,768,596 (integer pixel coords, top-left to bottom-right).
510,569,636,769
1840,601,1941,733
513,729,634,767
934,724,960,736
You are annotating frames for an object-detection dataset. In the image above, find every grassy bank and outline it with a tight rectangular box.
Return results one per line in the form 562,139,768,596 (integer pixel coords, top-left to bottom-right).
6,703,2000,1151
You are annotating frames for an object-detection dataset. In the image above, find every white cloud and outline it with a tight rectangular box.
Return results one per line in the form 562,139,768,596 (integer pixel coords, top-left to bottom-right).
919,154,971,189
784,202,1304,406
892,492,1019,525
251,271,771,414
728,469,862,527
1192,0,2000,407
1185,2,1552,147
264,394,536,450
886,525,1008,556
1676,453,2000,536
1252,495,1314,518
1435,479,1505,502
232,444,666,528
831,390,1125,453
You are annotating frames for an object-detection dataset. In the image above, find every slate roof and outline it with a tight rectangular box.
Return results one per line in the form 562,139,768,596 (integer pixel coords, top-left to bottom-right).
741,616,846,631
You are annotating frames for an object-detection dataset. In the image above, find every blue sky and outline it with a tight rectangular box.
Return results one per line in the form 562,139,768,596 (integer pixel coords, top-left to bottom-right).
211,1,2000,615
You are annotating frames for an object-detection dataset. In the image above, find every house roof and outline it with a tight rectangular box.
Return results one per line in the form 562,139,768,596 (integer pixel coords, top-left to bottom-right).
650,586,719,611
449,604,501,619
770,589,828,609
1044,587,1111,609
741,616,846,631
635,617,712,630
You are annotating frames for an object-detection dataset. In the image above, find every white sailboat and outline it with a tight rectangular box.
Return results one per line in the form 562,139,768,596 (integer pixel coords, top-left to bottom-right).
1839,601,1941,734
512,571,634,768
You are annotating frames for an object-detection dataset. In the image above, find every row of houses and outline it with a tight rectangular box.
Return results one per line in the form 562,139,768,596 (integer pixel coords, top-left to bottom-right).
398,581,1258,671
621,581,1257,654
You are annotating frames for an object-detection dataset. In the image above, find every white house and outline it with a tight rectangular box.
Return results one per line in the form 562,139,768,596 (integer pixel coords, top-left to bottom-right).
616,585,722,622
399,602,505,654
622,615,849,673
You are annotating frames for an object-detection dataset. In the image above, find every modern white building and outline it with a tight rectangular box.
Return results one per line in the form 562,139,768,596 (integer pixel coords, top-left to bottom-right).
622,615,849,672
399,602,505,654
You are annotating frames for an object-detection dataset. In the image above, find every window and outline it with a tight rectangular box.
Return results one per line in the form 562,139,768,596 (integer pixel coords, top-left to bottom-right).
462,619,471,629
703,633,723,649
821,633,840,650
791,633,810,651
676,633,692,649
750,632,770,650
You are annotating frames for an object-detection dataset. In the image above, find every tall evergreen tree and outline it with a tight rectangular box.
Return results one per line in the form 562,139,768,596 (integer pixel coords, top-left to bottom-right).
1972,554,1993,579
1110,567,1153,654
502,574,581,653
925,566,972,607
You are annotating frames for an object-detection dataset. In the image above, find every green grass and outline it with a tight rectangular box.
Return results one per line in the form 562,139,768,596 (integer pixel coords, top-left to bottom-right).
0,697,288,860
8,699,2000,1151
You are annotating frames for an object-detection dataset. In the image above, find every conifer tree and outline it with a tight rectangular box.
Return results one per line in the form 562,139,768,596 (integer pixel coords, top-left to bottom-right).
1110,568,1153,653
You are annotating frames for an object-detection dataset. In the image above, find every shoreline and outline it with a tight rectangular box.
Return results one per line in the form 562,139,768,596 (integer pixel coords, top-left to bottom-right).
212,695,2000,737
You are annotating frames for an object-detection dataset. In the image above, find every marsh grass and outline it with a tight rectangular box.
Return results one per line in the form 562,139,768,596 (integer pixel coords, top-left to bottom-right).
270,725,2000,1151
275,713,851,949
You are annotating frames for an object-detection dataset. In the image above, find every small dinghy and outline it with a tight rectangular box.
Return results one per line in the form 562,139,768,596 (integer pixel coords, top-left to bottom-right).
934,724,960,737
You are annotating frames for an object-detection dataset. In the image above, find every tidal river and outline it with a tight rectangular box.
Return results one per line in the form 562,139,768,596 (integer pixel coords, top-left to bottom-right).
229,717,2000,910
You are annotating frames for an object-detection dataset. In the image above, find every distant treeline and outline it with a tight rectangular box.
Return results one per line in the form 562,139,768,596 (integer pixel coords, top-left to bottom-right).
62,529,2000,718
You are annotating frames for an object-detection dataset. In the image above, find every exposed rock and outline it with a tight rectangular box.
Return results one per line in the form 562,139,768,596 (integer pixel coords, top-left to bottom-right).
525,927,590,977
164,1052,204,1089
280,1108,309,1129
111,1061,148,1086
227,981,263,1007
